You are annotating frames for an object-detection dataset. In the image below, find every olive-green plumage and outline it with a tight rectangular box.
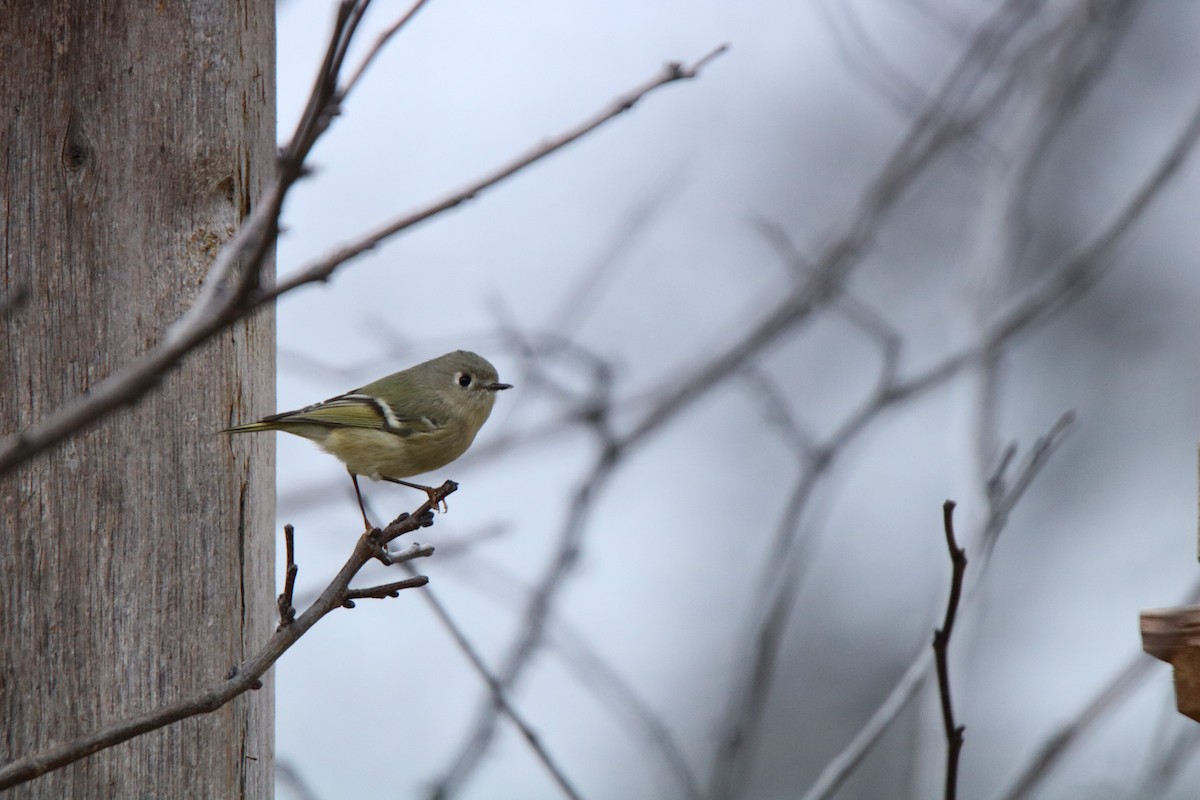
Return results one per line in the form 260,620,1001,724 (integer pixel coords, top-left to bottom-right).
225,350,511,526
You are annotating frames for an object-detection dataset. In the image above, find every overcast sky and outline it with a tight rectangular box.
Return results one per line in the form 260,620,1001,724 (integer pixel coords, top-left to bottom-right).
270,3,1200,798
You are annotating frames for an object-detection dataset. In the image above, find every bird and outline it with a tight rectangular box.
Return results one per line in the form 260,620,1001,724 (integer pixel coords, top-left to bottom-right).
225,350,511,529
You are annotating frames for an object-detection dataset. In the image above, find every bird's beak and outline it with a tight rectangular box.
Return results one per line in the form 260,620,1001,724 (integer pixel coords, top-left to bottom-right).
487,382,513,391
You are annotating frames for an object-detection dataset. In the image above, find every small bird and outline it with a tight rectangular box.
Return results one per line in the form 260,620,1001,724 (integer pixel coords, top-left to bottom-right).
225,350,511,529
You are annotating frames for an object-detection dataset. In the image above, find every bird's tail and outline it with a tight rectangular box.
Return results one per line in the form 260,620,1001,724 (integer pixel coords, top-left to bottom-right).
222,420,280,434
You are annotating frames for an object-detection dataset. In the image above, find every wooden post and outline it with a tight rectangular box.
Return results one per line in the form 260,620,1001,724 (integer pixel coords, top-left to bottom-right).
0,2,275,796
1137,445,1200,723
1140,607,1200,722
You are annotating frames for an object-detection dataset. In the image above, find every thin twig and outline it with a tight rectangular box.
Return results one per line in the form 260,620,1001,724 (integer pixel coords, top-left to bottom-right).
617,0,1043,450
258,45,730,304
278,524,299,627
799,414,1073,800
428,447,620,798
933,500,968,800
341,0,434,94
413,577,586,800
706,419,824,800
343,576,430,604
427,547,703,800
707,547,804,800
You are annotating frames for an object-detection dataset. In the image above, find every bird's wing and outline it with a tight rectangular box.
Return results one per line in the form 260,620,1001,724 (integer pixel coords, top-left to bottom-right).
264,393,442,437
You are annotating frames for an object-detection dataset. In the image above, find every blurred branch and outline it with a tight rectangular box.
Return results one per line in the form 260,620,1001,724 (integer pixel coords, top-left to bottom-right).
706,374,822,800
457,4,1193,798
419,330,626,798
429,446,621,799
340,0,432,93
429,547,703,800
492,322,617,412
743,199,1096,584
896,0,976,39
933,501,968,800
411,575,585,800
606,2,1196,470
259,44,729,304
617,0,1050,450
277,759,325,800
1132,712,1200,798
994,654,1158,800
819,0,930,119
704,370,1065,800
993,576,1200,800
0,282,30,318
546,164,691,337
546,615,706,800
981,95,1200,351
0,487,448,790
982,0,1139,292
646,36,1200,785
706,520,806,800
799,414,1074,800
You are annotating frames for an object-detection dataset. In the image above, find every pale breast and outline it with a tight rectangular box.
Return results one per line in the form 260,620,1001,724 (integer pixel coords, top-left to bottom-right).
320,426,476,479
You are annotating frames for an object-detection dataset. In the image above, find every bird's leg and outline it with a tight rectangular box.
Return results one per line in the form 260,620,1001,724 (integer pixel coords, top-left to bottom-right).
349,471,375,530
381,476,448,513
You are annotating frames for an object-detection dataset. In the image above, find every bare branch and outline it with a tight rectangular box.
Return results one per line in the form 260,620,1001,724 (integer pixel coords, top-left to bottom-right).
933,501,968,800
415,578,586,800
983,95,1200,349
258,44,730,304
278,524,300,627
800,415,1073,800
340,0,434,94
707,543,805,800
343,576,430,604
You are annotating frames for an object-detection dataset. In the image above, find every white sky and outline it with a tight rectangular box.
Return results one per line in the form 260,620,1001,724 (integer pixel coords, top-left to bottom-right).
270,2,1200,798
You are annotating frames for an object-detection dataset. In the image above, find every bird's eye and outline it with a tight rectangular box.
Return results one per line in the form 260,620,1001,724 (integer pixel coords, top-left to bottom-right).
457,373,473,388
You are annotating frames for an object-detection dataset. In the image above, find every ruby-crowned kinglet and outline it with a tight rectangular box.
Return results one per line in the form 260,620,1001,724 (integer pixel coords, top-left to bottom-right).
225,350,511,528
